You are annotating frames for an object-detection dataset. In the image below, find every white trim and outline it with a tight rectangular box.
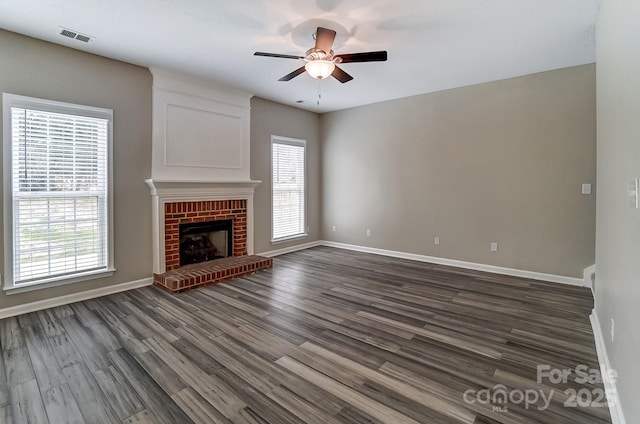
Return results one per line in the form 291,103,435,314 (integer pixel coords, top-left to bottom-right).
320,241,586,286
5,268,116,295
584,264,596,294
271,135,307,243
2,93,115,292
261,240,587,286
271,233,309,245
258,240,322,258
590,310,627,424
0,277,152,319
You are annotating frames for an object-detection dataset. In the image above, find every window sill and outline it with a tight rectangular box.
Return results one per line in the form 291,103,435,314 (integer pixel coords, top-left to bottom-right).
4,268,116,295
271,233,309,245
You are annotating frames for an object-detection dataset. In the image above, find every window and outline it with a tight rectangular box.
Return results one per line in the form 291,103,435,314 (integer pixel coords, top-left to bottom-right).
3,94,114,292
271,136,306,242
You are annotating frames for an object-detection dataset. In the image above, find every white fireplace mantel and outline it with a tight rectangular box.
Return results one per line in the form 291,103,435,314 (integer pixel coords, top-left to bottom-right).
145,179,261,197
145,179,261,274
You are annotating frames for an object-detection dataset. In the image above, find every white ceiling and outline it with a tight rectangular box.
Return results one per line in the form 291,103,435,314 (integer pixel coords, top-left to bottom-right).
0,0,600,113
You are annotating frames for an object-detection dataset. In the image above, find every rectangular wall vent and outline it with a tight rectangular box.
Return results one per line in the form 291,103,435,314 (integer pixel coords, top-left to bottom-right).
60,28,92,43
75,34,91,43
60,29,77,38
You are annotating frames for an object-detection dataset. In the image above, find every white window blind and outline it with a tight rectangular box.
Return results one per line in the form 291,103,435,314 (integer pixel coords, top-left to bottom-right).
272,137,306,241
9,103,109,285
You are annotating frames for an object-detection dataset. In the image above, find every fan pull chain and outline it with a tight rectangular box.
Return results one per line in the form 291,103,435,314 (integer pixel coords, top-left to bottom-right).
317,79,322,106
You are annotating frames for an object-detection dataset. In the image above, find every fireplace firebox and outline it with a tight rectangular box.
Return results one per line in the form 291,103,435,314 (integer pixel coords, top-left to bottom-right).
179,219,233,266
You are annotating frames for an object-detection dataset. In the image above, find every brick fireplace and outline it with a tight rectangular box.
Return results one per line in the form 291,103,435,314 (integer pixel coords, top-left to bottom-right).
164,200,247,271
146,180,272,293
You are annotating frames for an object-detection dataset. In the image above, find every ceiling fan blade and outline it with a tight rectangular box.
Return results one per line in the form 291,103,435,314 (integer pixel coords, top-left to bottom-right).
278,66,306,81
314,27,336,53
335,51,388,63
331,66,353,83
254,52,305,60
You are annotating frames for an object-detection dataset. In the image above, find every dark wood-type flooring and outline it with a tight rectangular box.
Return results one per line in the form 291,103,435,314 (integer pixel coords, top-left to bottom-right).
0,247,611,423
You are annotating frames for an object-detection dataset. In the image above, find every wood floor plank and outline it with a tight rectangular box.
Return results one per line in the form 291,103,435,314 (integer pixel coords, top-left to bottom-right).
170,338,224,374
172,387,232,424
122,409,155,424
69,302,103,327
174,328,281,394
52,305,75,320
41,383,85,424
92,365,146,421
0,404,12,424
3,346,35,387
133,350,187,396
48,332,83,369
107,349,194,424
120,301,180,343
35,310,64,338
8,379,48,424
277,355,423,424
62,362,120,424
143,336,246,418
215,368,304,424
0,338,8,409
1,318,23,351
22,323,65,391
61,316,111,372
92,304,149,355
266,385,342,424
357,310,504,359
301,341,477,424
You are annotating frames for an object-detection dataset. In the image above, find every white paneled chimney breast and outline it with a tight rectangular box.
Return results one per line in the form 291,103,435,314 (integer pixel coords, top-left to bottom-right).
147,69,260,274
149,68,255,181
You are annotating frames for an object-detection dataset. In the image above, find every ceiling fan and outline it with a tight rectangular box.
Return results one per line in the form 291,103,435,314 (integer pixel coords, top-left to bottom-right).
254,27,387,83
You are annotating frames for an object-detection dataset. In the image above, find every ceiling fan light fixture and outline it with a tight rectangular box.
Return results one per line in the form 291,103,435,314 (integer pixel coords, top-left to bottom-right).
305,60,335,79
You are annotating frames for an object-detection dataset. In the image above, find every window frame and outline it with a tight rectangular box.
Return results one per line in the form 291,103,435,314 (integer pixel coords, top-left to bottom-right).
2,93,115,294
270,135,308,244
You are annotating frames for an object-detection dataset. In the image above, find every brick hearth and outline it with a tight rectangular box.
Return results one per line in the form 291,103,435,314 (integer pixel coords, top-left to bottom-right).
153,198,271,293
154,255,272,293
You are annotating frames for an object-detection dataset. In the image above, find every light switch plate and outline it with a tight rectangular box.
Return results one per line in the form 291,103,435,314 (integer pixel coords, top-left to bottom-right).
581,183,592,195
629,179,639,209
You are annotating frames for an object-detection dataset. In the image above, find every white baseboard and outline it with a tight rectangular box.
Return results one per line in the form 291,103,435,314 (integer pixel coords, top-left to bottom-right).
320,241,586,286
258,240,322,258
590,310,627,424
584,264,596,294
0,277,153,319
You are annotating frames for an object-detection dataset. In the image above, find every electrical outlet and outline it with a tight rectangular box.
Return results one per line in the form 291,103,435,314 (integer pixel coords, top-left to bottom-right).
611,318,615,342
491,242,498,252
434,236,440,245
332,225,336,232
366,229,371,237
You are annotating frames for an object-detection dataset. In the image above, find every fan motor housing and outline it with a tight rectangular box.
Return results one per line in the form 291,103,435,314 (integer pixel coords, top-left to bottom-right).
305,48,335,62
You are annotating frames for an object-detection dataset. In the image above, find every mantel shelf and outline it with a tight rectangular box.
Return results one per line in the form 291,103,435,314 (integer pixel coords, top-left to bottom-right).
145,179,261,196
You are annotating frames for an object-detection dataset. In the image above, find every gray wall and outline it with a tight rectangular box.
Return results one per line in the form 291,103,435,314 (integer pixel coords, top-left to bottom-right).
0,30,153,308
595,0,640,420
250,97,321,254
321,65,596,278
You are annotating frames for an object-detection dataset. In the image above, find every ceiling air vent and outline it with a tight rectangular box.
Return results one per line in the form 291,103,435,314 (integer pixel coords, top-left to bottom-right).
60,29,77,39
60,28,93,43
75,34,91,43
